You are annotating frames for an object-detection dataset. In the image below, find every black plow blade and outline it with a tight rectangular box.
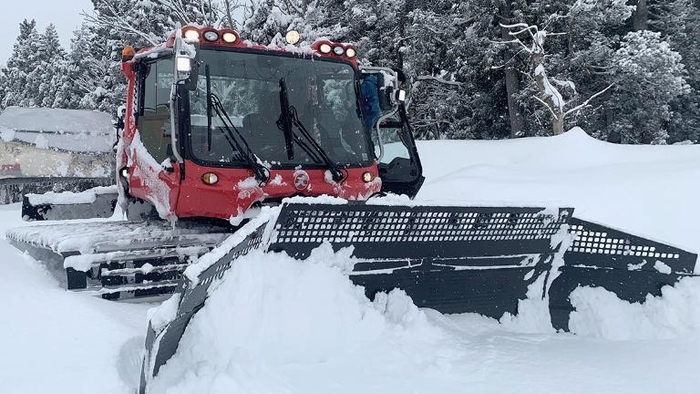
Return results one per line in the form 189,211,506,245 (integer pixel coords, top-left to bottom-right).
550,218,697,331
271,204,574,319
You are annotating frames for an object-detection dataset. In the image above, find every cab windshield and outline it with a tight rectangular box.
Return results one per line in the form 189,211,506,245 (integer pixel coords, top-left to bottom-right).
188,49,372,167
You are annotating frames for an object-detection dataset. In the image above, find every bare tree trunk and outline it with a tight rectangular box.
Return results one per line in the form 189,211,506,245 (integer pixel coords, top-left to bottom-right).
503,66,525,137
633,0,648,31
553,115,564,135
532,53,565,136
499,3,525,138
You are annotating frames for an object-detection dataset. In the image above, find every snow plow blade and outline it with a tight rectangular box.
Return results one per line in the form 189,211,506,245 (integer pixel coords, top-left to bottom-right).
21,185,119,221
139,202,697,390
141,202,574,388
551,217,698,331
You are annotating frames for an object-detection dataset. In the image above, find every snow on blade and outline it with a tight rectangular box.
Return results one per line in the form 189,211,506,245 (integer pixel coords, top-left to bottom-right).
184,206,280,284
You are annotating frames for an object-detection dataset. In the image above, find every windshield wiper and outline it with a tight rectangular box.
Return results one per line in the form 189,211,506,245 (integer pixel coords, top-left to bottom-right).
207,92,270,184
276,78,345,183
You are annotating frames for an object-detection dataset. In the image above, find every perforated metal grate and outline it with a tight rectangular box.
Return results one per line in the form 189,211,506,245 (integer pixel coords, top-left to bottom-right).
569,224,680,260
565,218,697,274
271,204,573,259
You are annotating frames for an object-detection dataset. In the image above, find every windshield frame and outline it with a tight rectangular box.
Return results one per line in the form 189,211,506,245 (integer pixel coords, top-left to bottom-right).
182,46,375,171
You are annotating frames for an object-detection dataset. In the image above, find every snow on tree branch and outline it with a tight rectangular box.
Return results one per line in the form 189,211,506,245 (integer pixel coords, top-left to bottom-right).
500,22,611,135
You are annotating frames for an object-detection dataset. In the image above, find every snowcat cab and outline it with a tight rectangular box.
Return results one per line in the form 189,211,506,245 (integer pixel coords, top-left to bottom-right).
116,27,424,223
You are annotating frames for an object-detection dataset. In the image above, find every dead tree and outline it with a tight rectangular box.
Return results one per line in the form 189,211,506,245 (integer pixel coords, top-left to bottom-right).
499,22,613,135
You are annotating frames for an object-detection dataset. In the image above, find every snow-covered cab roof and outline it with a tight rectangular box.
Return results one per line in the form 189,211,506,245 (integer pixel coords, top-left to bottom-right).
0,106,115,153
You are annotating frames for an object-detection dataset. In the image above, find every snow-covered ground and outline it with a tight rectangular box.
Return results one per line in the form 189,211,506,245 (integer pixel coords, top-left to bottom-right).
0,204,151,392
1,129,699,393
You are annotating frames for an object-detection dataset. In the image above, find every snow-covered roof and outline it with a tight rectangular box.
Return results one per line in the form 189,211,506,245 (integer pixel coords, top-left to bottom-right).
0,106,116,153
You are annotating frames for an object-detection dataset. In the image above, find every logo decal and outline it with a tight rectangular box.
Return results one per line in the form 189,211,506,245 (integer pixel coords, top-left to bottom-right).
293,171,310,191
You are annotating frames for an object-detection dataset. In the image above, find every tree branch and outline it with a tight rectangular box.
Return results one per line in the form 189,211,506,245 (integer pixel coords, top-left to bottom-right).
415,76,463,86
532,96,558,117
565,83,614,116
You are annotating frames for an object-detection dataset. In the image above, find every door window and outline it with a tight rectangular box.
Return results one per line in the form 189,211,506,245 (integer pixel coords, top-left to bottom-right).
137,58,174,164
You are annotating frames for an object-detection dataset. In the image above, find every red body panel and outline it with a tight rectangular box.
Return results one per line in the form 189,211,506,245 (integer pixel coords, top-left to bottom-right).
176,161,380,221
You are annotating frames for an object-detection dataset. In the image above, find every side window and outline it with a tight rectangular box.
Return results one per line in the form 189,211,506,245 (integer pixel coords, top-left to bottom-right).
379,121,410,165
137,58,173,164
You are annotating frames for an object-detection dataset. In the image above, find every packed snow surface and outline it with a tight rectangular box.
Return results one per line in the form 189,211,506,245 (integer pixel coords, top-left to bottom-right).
2,129,700,393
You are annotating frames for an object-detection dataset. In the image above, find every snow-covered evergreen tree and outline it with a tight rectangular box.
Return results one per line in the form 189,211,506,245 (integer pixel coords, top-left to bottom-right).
2,0,693,144
32,24,68,108
53,22,118,112
653,0,700,143
601,31,689,144
0,19,41,108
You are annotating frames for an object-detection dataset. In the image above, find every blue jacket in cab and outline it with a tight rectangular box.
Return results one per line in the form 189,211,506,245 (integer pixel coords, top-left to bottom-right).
361,75,381,131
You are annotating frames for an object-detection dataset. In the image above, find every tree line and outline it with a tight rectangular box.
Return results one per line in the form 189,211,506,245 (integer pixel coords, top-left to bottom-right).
0,0,698,144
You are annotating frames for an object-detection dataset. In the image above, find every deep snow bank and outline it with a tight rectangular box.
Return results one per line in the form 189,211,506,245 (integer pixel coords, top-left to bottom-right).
569,277,700,340
150,242,700,393
151,245,460,394
0,204,151,393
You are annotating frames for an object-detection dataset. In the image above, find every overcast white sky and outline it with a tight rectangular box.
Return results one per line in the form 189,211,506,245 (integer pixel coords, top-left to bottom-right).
0,0,92,67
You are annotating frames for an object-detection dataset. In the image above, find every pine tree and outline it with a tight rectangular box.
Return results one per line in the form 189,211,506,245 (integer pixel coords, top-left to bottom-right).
653,0,700,142
32,24,68,107
54,23,118,112
602,31,689,144
0,19,41,108
241,0,288,45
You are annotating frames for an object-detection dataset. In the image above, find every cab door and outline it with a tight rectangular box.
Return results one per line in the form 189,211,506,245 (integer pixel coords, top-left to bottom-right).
360,67,424,198
129,57,182,217
376,103,424,198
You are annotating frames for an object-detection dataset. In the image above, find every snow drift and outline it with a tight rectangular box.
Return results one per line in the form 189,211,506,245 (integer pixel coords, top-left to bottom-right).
569,277,700,340
417,127,700,251
150,245,459,394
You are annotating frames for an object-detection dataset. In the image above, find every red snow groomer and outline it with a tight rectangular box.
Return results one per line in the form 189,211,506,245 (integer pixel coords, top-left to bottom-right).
4,26,696,391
